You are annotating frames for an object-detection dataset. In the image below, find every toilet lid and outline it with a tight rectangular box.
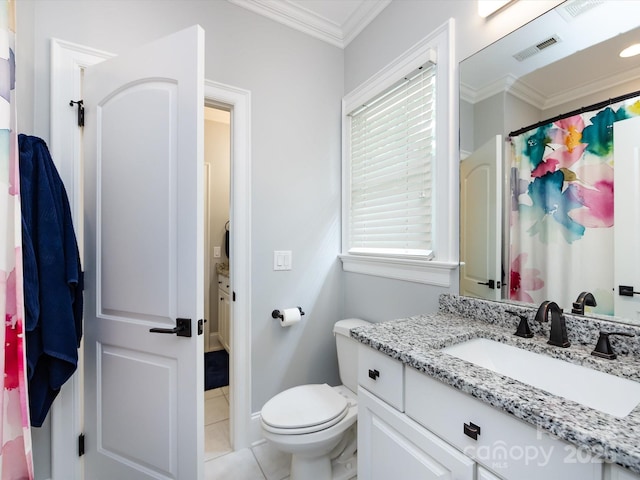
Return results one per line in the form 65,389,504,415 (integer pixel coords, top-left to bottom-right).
261,384,348,430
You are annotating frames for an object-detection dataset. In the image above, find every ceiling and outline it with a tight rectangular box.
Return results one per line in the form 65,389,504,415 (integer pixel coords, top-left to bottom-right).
461,0,640,109
227,0,391,48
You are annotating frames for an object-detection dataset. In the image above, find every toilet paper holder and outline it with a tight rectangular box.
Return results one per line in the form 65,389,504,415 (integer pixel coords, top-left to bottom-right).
272,307,305,320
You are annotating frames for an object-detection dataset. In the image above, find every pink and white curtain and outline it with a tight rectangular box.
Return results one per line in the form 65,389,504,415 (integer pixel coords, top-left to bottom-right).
509,96,640,316
0,1,35,478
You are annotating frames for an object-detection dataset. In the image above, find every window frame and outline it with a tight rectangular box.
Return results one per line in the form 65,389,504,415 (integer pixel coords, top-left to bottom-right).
340,19,458,287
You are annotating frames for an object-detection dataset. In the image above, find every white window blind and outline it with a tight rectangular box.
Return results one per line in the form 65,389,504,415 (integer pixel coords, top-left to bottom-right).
348,63,436,258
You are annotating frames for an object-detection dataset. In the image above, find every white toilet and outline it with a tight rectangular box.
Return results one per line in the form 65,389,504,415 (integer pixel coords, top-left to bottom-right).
260,318,371,480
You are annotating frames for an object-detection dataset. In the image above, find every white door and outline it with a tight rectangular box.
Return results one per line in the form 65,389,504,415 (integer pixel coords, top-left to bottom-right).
614,116,640,320
82,25,205,479
460,136,502,301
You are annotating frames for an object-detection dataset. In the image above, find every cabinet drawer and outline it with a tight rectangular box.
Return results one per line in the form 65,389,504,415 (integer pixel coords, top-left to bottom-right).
405,367,602,480
606,463,640,480
218,274,229,294
358,345,404,411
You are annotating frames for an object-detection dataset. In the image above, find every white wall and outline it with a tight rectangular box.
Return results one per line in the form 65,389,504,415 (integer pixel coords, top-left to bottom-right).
342,0,562,319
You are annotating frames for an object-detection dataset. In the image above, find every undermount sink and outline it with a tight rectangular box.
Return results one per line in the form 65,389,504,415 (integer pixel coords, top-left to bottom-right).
442,338,640,418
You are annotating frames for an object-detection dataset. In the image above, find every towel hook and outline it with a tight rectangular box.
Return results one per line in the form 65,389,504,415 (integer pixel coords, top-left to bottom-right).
69,100,85,127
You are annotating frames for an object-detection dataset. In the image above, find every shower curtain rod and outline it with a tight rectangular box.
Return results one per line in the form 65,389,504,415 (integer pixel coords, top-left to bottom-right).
508,87,640,138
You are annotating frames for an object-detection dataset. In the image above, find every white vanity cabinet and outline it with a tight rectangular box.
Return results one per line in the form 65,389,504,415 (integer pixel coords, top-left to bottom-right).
358,386,475,479
358,344,610,480
217,274,230,352
606,464,640,480
358,346,474,479
405,367,602,480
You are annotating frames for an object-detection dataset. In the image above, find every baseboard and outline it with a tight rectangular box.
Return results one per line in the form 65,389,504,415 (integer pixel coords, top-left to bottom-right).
249,411,265,447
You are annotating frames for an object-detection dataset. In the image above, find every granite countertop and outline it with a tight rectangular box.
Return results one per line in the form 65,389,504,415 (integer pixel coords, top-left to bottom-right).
351,296,640,474
216,262,229,277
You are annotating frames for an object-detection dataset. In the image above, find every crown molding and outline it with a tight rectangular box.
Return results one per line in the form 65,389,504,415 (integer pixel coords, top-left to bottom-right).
539,66,640,110
461,74,542,106
342,0,392,47
227,0,391,48
462,68,640,113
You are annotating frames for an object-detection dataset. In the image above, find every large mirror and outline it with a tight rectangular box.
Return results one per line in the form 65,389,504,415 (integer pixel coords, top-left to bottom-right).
460,0,640,323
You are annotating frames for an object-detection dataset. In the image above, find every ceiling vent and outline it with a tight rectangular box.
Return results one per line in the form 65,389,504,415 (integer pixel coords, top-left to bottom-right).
556,0,604,22
513,35,561,62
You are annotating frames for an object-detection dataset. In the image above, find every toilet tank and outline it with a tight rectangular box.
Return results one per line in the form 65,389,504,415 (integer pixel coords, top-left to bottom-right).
333,318,371,393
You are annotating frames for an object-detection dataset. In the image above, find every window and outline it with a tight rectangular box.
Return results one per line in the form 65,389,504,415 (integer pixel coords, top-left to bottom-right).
348,63,436,259
340,20,457,286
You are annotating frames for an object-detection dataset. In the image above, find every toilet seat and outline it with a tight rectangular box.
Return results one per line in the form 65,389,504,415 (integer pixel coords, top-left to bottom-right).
261,384,349,435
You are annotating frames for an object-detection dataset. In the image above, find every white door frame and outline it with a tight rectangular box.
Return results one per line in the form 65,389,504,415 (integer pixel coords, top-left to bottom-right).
49,37,252,479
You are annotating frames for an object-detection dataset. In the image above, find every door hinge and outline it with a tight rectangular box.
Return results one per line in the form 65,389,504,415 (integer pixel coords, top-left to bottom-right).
78,433,85,457
69,100,85,127
233,291,236,302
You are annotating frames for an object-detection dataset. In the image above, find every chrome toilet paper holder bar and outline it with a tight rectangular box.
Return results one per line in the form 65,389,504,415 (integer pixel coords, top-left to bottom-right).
272,307,305,320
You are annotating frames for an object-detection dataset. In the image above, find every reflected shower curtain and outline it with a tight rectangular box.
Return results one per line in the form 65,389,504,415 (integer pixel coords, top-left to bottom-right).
0,1,34,478
509,96,640,315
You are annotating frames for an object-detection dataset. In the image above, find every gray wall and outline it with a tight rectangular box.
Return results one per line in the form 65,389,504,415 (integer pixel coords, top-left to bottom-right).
474,93,505,149
506,93,543,137
17,1,343,476
342,0,562,320
15,0,563,477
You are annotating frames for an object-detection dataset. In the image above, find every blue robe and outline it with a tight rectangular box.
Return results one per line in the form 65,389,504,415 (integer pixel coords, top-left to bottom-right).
19,134,83,427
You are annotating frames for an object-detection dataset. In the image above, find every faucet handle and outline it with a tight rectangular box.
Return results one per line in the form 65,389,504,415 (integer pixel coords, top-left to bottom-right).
506,310,534,339
591,331,635,360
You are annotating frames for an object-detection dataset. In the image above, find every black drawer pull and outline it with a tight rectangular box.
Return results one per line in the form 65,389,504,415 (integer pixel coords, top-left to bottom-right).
368,369,380,380
463,422,481,440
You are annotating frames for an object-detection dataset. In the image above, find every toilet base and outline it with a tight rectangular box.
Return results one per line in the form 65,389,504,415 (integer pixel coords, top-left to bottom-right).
290,454,332,480
289,452,357,480
331,453,357,480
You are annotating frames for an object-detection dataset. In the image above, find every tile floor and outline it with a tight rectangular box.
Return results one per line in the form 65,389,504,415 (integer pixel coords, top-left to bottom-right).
204,386,292,480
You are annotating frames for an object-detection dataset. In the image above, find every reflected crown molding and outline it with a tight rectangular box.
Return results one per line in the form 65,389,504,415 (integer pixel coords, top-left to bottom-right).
461,74,544,107
462,68,640,112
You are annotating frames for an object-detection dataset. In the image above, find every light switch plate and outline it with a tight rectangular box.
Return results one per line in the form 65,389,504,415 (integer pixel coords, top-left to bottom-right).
274,250,292,271
213,246,221,258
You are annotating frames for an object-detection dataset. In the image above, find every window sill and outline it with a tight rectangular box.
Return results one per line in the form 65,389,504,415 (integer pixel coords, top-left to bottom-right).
339,254,458,287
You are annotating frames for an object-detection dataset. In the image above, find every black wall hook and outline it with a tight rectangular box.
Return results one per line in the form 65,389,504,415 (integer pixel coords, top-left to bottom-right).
69,100,85,127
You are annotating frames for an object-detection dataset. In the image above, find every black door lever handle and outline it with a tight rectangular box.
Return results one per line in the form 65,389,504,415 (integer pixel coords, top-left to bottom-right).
619,285,640,296
150,326,181,334
149,318,192,337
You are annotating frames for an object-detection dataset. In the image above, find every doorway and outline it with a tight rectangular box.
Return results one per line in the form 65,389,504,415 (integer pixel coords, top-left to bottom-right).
49,38,254,479
203,105,232,460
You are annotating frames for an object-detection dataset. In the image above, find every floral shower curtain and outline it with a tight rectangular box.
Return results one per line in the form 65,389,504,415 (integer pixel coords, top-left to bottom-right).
0,1,34,478
509,95,640,316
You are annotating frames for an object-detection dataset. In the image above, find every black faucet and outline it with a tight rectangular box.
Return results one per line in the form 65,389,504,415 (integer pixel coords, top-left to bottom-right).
535,301,570,348
571,291,597,315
